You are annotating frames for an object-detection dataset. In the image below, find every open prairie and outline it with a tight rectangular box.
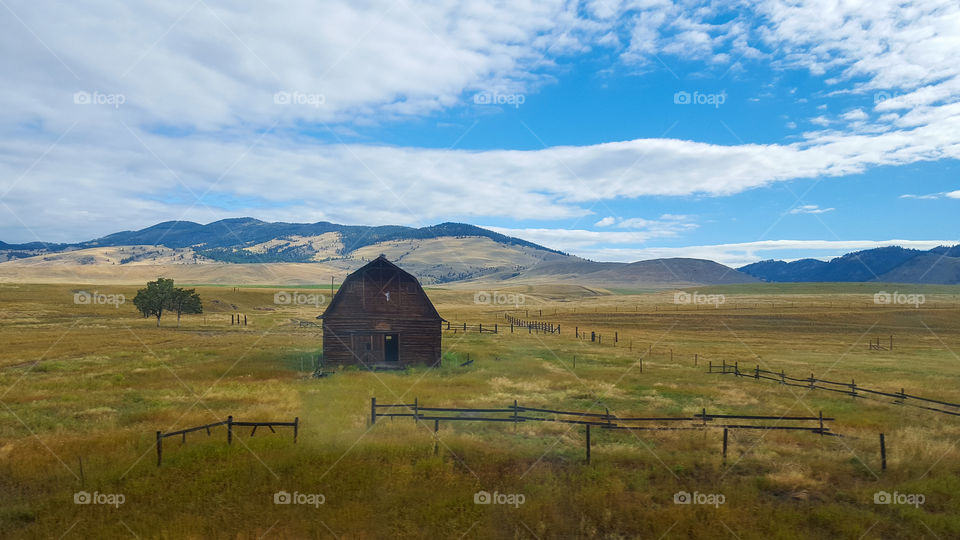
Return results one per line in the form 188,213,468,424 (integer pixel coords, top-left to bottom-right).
2,282,960,538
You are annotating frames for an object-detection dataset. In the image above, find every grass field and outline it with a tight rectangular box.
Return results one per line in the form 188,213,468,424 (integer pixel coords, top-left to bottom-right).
2,282,960,538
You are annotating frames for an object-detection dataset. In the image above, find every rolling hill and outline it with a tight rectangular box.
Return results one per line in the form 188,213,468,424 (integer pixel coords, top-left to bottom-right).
0,219,758,287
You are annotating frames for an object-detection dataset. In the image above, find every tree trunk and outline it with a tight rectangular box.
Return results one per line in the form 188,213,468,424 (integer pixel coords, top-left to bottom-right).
177,311,182,327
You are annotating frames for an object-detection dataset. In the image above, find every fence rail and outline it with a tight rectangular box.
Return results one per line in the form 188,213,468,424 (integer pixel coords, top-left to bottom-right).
369,397,839,462
443,322,499,333
709,360,960,417
155,416,298,466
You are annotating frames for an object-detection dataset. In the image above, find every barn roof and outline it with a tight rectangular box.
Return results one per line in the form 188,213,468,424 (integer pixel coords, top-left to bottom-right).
320,255,442,320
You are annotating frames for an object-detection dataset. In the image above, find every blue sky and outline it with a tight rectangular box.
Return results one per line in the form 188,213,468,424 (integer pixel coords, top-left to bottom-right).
1,0,958,266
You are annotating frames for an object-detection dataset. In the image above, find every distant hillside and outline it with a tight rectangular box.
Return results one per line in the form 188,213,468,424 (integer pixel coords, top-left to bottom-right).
739,245,960,284
484,257,758,287
0,220,570,285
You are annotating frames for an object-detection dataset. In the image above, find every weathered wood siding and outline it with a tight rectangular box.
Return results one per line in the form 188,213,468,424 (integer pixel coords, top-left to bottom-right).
321,256,442,368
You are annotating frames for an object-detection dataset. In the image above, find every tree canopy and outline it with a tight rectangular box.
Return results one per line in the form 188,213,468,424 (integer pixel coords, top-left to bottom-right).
133,277,202,327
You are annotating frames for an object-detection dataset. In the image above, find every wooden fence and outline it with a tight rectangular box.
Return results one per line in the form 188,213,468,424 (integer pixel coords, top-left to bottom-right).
503,314,560,334
369,398,838,463
443,322,499,334
155,416,298,466
709,360,960,417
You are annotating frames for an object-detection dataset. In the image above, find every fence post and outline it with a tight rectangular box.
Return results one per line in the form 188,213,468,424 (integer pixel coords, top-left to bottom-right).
293,417,299,443
414,397,419,423
755,365,760,380
709,360,712,373
156,431,163,467
722,428,728,462
585,424,591,464
371,398,377,425
227,415,233,445
851,379,857,398
695,354,698,367
880,433,887,470
702,408,707,426
818,411,823,436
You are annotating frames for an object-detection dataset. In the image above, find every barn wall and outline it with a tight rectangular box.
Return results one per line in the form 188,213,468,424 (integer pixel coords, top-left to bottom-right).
322,317,441,367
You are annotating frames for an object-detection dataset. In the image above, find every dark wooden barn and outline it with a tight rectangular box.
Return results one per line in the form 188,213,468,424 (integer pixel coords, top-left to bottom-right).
320,255,442,368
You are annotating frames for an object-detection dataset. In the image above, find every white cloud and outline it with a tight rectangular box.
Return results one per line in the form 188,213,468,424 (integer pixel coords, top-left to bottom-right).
841,109,868,121
788,204,834,214
900,190,960,200
1,0,960,247
594,216,616,227
484,234,955,267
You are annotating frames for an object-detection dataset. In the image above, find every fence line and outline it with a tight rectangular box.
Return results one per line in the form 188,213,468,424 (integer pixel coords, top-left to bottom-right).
503,314,560,334
155,416,298,466
443,322,499,334
709,360,960,417
369,398,839,463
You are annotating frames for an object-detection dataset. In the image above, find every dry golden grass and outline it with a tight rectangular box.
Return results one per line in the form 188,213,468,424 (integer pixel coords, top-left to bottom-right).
0,282,959,538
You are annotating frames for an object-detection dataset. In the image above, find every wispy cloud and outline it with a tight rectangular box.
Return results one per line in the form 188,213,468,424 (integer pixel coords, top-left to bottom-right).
900,190,960,200
788,204,834,215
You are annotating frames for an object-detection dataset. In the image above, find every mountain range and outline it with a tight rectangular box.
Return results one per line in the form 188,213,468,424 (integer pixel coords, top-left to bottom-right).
738,245,960,284
1,219,957,285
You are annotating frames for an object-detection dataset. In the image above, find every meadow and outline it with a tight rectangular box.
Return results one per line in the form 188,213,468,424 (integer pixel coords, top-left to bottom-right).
1,281,960,538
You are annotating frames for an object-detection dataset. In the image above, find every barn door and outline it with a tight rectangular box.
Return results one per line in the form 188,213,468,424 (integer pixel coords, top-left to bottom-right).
352,333,385,365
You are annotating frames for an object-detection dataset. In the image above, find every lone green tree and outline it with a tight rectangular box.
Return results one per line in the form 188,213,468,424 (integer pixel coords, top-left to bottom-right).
169,287,202,327
133,278,202,327
133,277,175,326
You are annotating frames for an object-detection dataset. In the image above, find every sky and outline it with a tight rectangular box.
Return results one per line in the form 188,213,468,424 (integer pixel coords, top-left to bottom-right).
1,0,958,267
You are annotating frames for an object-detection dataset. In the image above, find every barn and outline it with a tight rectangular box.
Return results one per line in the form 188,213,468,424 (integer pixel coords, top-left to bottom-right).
320,255,443,368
